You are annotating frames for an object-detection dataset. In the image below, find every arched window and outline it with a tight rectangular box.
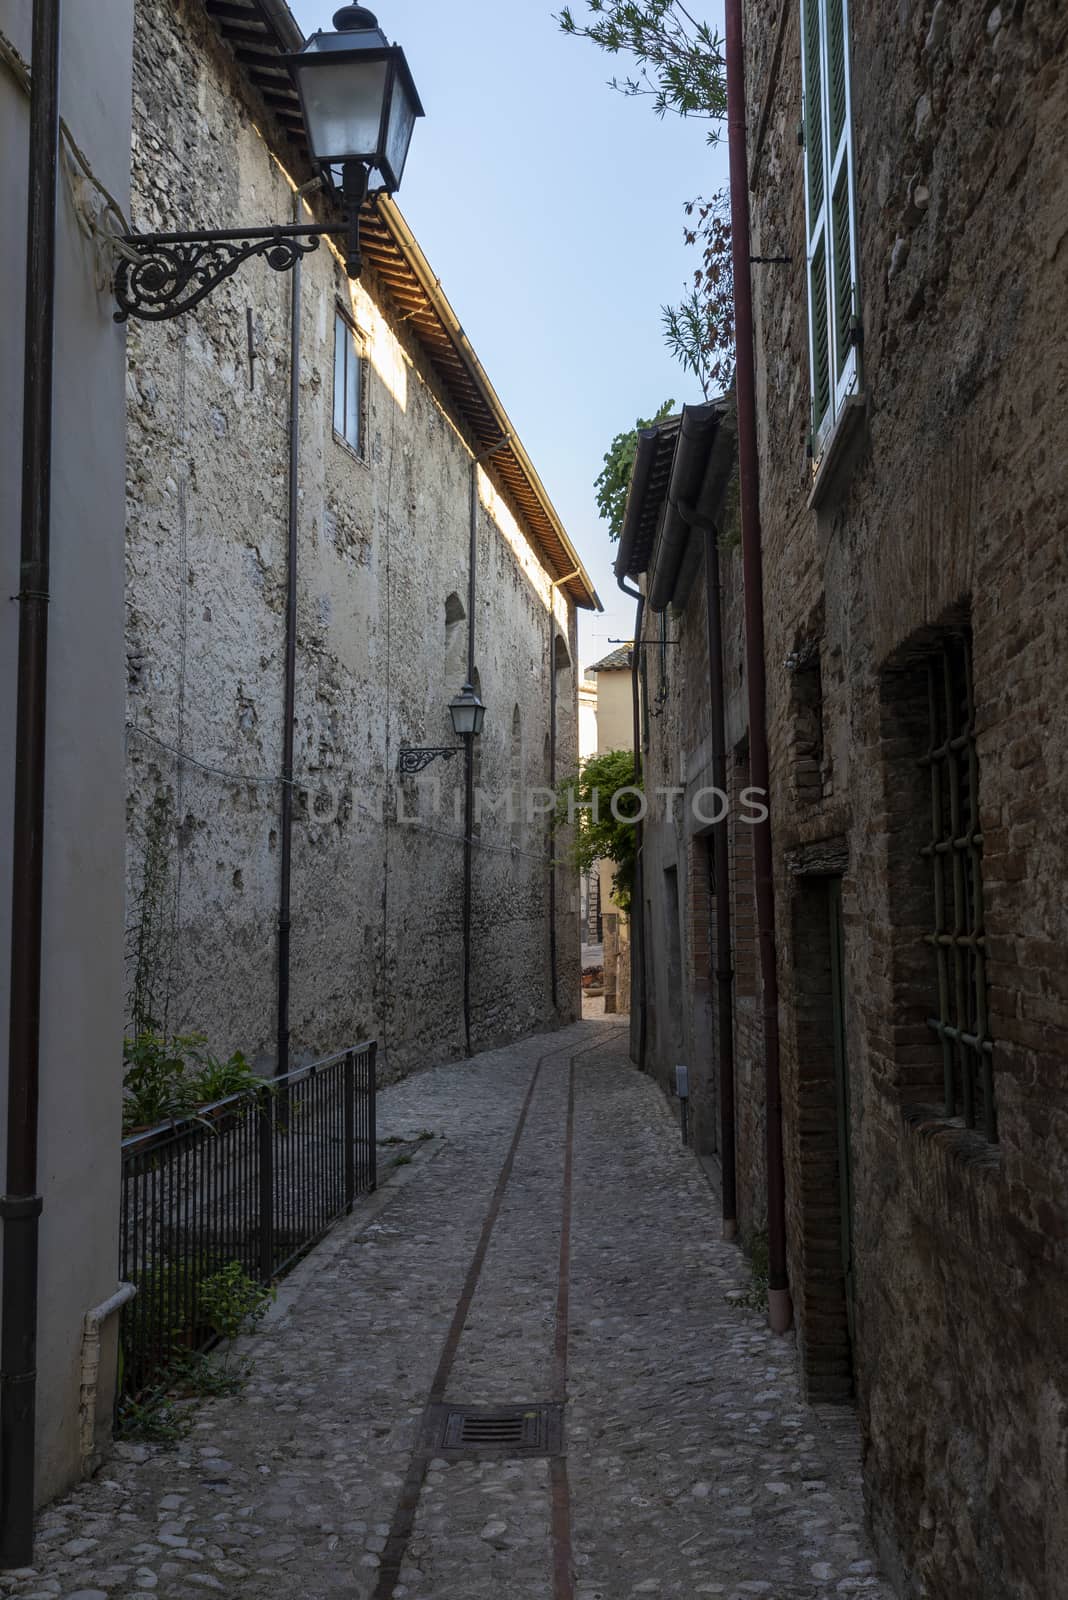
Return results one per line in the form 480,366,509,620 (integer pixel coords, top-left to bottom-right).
510,704,522,848
444,593,466,692
554,634,572,673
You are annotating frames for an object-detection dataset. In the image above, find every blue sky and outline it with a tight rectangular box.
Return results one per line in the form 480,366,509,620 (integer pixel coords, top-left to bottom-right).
290,0,729,671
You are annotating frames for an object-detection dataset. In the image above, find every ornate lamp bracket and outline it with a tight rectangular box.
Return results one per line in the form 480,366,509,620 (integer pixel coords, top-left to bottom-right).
397,746,464,776
113,224,325,324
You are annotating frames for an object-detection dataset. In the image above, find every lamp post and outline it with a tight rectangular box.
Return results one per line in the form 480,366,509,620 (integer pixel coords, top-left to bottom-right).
114,4,424,322
397,683,486,1053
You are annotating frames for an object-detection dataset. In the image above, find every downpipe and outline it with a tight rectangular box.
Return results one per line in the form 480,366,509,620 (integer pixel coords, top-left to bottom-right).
78,1283,136,1474
703,521,739,1241
547,566,579,1020
724,0,792,1332
277,176,322,1083
622,579,648,1072
465,438,509,1053
1,0,62,1564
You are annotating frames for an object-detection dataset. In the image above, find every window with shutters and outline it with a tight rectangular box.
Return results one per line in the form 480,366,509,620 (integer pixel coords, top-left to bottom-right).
801,0,861,467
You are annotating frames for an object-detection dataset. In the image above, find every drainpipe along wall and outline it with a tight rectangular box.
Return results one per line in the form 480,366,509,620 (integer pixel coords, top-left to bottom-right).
276,186,307,1080
628,589,648,1072
548,568,580,1016
464,438,509,1053
703,522,738,1240
724,0,791,1331
1,0,61,1563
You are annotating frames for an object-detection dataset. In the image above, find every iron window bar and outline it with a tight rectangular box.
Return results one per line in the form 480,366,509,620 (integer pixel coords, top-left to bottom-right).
917,632,996,1140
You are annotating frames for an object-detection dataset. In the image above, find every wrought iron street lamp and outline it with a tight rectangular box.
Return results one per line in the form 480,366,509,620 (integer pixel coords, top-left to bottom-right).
398,683,486,774
114,4,423,322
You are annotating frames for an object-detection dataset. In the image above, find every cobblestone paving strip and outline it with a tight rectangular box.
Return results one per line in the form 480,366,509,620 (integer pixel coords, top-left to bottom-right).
21,1018,892,1600
566,1043,893,1600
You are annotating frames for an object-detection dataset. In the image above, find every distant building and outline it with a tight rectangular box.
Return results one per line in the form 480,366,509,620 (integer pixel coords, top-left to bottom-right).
589,645,634,1012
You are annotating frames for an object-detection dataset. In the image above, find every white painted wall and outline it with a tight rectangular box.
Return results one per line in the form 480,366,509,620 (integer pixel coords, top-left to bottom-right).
0,0,133,1507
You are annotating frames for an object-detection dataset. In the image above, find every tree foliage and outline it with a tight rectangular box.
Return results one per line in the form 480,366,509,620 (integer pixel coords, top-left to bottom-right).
664,188,735,397
595,398,675,539
558,2,735,396
556,748,642,912
557,1,725,126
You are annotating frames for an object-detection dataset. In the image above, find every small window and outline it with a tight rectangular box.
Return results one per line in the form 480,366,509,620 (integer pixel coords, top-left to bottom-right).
801,0,861,465
333,308,365,455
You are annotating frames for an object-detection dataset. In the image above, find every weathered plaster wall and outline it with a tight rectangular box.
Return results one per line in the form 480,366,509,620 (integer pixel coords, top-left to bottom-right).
0,0,132,1506
744,0,1068,1593
125,0,579,1084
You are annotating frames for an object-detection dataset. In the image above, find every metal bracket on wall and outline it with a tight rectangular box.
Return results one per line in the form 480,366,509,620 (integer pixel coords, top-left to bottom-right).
397,746,464,776
750,254,792,264
113,224,324,323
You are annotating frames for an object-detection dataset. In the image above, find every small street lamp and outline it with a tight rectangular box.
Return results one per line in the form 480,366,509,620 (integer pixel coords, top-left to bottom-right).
398,683,486,773
448,682,487,739
114,5,424,322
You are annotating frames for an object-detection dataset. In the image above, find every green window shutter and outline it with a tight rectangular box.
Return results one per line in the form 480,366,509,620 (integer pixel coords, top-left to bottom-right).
801,0,833,450
803,0,825,218
827,0,859,406
801,0,860,461
810,236,831,433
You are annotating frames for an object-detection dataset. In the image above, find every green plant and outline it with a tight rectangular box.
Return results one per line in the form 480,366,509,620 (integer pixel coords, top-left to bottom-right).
558,1,725,125
186,1048,259,1106
116,1390,193,1444
169,1349,250,1398
122,1032,261,1132
594,400,675,539
196,1262,273,1367
122,1031,201,1129
556,749,642,912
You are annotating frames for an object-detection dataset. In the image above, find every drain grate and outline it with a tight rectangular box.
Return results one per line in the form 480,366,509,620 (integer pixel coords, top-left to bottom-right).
424,1403,563,1459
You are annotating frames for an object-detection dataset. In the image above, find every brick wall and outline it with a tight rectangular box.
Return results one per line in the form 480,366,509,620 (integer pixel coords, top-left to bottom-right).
743,0,1068,1592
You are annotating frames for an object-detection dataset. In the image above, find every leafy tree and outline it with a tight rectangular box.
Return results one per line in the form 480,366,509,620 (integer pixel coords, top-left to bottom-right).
556,748,643,912
595,398,675,539
558,2,735,395
558,1,725,125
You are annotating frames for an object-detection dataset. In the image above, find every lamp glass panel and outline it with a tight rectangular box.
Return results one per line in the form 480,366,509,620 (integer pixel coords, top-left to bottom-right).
384,74,417,189
298,58,388,163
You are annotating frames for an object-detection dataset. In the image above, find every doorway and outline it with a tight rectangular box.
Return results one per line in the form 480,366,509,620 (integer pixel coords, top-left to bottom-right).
792,873,855,1400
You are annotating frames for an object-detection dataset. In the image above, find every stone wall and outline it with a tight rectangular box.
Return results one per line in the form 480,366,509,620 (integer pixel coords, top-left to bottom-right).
742,0,1068,1593
125,0,580,1085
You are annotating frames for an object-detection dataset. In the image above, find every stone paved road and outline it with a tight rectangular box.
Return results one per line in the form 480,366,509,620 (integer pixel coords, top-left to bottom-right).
21,1019,893,1600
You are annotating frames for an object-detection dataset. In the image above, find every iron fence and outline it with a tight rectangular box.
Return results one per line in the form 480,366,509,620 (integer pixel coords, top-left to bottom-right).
119,1041,376,1399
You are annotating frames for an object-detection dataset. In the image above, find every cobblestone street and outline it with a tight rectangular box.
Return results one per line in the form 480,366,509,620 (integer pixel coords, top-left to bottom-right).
24,1019,892,1600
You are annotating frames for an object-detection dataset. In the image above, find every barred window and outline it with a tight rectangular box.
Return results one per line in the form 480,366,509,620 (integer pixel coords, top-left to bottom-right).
920,632,996,1140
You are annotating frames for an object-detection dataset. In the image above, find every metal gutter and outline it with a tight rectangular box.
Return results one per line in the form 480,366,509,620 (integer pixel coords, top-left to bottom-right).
647,401,725,613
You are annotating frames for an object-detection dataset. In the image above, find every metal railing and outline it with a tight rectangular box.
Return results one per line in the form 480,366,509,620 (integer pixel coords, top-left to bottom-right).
119,1041,376,1399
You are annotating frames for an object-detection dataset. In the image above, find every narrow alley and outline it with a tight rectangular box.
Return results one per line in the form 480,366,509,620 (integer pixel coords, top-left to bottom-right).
26,1020,888,1600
